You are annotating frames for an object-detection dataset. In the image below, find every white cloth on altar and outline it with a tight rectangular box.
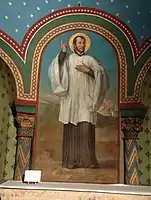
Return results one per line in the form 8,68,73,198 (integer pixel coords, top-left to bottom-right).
48,53,108,125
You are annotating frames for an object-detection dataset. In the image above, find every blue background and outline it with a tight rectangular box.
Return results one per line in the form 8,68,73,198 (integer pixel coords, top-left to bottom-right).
40,31,117,95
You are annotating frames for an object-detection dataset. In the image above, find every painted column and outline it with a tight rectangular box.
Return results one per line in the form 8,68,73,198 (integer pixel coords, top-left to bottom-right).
121,116,143,185
14,112,35,180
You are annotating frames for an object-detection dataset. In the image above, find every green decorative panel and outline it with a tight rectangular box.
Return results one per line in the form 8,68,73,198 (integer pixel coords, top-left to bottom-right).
138,71,151,186
0,58,16,180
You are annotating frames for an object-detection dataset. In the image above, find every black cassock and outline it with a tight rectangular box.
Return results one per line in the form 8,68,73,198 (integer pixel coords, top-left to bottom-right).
62,122,100,169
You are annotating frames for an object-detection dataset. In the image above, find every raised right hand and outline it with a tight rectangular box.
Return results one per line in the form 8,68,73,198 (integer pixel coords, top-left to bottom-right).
60,40,68,52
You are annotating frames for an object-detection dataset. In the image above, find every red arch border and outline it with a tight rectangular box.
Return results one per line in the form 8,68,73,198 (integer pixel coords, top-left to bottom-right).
0,7,151,62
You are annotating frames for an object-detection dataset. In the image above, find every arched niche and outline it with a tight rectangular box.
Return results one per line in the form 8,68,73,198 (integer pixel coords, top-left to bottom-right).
34,26,120,183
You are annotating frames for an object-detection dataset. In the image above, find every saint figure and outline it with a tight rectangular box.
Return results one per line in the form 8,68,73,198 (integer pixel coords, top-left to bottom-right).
48,33,109,169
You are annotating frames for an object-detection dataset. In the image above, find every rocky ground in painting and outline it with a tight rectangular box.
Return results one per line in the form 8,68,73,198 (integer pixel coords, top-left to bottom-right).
34,93,119,184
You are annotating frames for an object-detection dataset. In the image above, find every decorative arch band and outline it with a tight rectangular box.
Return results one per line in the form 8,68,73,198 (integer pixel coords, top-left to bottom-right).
0,22,149,103
135,57,151,102
30,22,150,103
0,48,24,99
31,22,128,102
1,7,151,63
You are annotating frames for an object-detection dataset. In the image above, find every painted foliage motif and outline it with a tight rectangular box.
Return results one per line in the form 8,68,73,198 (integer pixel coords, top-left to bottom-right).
36,30,119,183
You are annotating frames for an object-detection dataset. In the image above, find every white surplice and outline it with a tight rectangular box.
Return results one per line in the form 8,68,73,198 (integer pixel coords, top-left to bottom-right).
48,53,108,125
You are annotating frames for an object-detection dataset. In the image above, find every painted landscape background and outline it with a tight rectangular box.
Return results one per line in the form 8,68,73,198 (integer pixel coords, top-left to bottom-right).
35,30,119,183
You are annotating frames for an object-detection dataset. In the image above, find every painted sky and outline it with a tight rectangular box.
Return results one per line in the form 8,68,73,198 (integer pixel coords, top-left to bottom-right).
40,30,117,93
0,0,151,45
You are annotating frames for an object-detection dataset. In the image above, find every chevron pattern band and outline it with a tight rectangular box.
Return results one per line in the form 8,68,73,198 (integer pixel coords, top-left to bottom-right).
124,139,139,185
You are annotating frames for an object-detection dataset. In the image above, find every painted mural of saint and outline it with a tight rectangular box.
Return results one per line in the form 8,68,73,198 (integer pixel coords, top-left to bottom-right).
48,33,109,169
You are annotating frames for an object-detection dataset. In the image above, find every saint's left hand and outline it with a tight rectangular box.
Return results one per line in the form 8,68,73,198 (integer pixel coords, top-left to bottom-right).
75,62,89,73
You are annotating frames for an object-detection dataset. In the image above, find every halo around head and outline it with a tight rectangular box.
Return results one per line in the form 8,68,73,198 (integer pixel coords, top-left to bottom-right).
68,33,91,53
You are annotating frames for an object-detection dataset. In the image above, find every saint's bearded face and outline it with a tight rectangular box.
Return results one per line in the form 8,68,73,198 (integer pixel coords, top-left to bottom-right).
74,37,86,53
